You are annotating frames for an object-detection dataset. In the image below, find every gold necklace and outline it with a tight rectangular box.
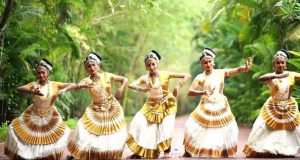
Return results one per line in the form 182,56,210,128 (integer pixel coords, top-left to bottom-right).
148,73,161,89
90,74,104,94
90,75,100,82
33,81,51,102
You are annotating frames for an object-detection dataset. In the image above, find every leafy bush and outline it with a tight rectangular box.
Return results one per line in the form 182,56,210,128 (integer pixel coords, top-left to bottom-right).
0,122,9,142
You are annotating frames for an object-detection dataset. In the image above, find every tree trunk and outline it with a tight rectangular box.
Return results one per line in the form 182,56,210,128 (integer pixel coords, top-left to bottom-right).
122,33,148,114
0,0,13,124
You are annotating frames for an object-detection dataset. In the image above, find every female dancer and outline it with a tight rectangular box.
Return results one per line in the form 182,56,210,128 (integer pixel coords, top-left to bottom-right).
67,52,128,160
126,50,190,159
243,49,300,158
183,48,252,158
5,58,74,159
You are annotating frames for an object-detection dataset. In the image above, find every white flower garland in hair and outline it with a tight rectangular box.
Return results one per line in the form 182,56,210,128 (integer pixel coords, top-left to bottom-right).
147,52,160,62
88,53,101,64
39,59,52,71
203,48,215,59
274,50,288,60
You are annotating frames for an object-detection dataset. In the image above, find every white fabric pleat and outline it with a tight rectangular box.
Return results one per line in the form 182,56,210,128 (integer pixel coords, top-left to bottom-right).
129,111,175,150
72,119,127,152
246,115,300,156
184,116,238,155
5,125,70,159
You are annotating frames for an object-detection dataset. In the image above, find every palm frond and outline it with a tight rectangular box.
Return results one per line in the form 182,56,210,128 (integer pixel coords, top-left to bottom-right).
284,23,300,42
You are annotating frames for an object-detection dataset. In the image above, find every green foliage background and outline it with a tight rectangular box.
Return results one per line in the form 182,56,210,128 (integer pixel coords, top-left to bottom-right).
191,0,300,124
0,0,300,128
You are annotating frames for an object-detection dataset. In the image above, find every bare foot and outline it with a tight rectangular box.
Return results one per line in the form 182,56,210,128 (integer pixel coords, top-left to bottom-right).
127,154,141,159
66,155,75,160
182,151,191,157
163,153,171,158
164,146,171,153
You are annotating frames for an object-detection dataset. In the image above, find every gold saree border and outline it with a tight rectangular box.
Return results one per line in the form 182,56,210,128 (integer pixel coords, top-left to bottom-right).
11,117,67,145
261,97,300,130
67,141,123,160
191,111,235,128
81,109,126,135
22,106,60,133
126,134,171,158
141,95,177,124
4,146,63,160
243,144,295,158
184,138,237,157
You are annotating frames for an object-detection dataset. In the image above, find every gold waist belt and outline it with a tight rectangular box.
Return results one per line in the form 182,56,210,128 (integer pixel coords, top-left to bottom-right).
32,106,55,117
92,98,115,112
148,93,172,105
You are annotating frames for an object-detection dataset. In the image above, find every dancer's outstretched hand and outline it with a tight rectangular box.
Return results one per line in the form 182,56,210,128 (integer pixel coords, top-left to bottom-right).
32,88,44,96
244,57,253,72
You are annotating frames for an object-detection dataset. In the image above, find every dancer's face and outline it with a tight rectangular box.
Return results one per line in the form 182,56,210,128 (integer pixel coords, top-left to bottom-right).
85,61,99,76
274,57,286,74
145,59,158,75
36,66,49,83
201,57,214,72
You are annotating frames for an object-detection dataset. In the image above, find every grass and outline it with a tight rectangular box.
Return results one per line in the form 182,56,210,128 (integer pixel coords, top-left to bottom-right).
0,122,9,142
125,116,133,122
64,118,78,129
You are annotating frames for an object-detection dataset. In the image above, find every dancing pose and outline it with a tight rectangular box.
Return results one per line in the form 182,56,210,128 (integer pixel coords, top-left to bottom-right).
126,50,190,159
183,48,252,158
243,49,300,158
4,58,74,159
67,52,128,160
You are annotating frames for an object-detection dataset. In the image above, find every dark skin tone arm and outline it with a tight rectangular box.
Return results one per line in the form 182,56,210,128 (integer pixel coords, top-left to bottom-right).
292,72,300,81
112,75,128,100
258,73,289,82
57,83,77,95
128,84,150,92
72,75,128,100
187,80,210,96
17,83,76,96
170,73,191,97
225,57,253,77
17,85,44,96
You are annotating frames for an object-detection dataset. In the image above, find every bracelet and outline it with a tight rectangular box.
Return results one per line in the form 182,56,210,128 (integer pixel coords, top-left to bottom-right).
178,81,184,87
60,89,66,94
136,86,142,92
238,67,246,73
76,84,82,89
